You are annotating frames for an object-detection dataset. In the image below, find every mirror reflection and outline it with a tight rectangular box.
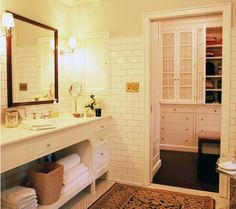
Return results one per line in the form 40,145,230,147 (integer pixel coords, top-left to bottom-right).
7,11,58,106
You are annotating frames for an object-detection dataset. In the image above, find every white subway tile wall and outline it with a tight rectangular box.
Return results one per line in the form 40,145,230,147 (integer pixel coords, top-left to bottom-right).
102,36,145,184
230,28,236,155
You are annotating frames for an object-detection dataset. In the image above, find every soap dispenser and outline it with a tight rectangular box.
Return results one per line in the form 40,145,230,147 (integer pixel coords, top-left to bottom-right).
52,99,59,118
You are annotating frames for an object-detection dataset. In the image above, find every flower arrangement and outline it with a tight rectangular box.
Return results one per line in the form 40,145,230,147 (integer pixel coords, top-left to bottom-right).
85,95,96,110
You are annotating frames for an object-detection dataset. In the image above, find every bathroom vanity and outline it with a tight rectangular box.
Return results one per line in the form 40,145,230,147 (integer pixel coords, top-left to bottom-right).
1,116,110,209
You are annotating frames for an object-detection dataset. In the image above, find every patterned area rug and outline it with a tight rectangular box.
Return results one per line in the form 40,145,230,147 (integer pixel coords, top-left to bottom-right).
88,183,215,209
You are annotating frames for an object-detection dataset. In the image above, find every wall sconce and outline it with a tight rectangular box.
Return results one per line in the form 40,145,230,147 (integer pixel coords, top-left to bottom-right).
60,36,77,55
1,12,15,37
68,37,77,53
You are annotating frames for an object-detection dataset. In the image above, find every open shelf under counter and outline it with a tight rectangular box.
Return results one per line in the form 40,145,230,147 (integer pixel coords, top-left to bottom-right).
206,44,222,48
206,75,222,78
38,176,94,209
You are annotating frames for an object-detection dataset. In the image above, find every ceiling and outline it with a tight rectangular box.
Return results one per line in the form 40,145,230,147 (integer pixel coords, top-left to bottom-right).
58,0,102,6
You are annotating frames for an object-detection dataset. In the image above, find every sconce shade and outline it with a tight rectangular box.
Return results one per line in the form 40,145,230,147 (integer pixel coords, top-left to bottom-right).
68,37,77,50
2,12,15,29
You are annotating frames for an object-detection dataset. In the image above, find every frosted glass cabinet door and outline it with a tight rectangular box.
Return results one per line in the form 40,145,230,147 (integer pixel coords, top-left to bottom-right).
178,30,195,103
160,32,176,101
80,32,109,95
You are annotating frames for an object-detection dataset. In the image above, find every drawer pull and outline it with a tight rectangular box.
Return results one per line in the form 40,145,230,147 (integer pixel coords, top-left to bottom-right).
100,138,104,141
100,153,104,156
185,139,188,142
100,125,104,129
214,109,217,112
201,118,204,120
186,117,189,120
47,144,51,147
161,138,165,140
162,116,164,119
173,108,176,111
162,127,165,130
185,128,188,131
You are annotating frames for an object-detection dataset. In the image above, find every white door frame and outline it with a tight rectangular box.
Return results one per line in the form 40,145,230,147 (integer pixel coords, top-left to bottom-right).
143,3,231,197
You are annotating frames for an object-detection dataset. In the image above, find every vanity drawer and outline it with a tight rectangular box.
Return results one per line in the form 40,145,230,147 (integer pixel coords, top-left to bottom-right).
161,113,193,124
160,133,193,146
94,120,108,133
28,135,65,159
195,106,221,114
95,144,109,177
94,132,108,148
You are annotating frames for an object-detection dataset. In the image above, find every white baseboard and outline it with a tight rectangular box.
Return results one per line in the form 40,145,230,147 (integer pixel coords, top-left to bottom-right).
152,159,161,177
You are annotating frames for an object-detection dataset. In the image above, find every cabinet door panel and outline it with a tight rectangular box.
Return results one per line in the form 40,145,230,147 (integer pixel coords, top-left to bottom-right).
81,32,109,95
196,114,221,125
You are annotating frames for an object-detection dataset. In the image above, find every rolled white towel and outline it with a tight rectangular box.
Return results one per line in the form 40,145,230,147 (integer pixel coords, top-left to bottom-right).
63,163,88,186
61,171,90,194
21,199,38,209
1,186,36,206
57,153,81,172
2,197,37,209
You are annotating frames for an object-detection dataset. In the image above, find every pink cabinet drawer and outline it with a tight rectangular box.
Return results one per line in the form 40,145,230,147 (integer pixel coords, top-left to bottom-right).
195,125,221,135
196,106,221,114
160,133,193,146
161,113,193,124
161,105,194,113
161,123,193,134
196,114,221,125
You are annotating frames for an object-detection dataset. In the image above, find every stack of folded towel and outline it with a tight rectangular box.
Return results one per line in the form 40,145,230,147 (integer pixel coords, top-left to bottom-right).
57,153,90,194
1,186,38,209
22,119,56,131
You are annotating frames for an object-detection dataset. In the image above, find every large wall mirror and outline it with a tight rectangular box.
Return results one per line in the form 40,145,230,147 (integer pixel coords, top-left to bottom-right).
6,11,58,107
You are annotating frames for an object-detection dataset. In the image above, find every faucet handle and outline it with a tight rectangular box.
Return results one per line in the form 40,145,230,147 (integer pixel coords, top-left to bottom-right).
48,111,53,118
32,112,37,119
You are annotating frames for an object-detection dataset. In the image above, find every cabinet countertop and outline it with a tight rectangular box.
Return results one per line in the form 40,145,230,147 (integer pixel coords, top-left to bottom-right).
1,115,111,147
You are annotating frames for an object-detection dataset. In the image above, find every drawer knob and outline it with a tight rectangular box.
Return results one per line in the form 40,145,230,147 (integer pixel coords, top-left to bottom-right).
185,139,188,142
100,138,104,141
162,127,164,130
100,153,104,155
186,117,189,120
162,116,164,119
201,118,204,120
161,138,165,140
214,109,217,112
174,108,176,111
47,144,51,147
100,125,104,128
185,128,188,131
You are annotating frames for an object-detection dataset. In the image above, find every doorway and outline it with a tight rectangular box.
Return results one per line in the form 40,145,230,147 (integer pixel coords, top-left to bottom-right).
143,3,231,197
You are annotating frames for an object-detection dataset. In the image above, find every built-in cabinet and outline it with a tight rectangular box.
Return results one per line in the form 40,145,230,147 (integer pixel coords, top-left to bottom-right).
160,18,222,105
160,104,221,152
80,32,110,95
1,117,110,209
160,30,195,103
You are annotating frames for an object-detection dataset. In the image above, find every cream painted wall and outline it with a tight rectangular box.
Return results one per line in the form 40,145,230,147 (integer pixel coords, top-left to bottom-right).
1,0,70,38
69,0,235,36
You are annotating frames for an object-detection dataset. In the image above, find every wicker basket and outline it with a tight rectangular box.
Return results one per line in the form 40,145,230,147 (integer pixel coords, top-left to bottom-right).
27,163,64,205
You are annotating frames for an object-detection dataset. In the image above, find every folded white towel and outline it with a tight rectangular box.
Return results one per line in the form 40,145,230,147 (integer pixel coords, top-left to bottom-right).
57,153,81,172
61,171,90,194
63,163,88,186
1,186,36,206
2,199,38,209
2,197,37,209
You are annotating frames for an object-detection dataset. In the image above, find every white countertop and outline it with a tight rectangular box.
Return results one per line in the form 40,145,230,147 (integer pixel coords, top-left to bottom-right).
1,116,111,147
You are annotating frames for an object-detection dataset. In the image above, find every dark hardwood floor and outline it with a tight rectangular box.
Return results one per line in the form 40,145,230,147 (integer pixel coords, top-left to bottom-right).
152,150,219,192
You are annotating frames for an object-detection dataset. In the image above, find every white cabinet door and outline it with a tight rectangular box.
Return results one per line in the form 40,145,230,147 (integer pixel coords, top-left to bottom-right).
160,30,195,103
80,32,109,95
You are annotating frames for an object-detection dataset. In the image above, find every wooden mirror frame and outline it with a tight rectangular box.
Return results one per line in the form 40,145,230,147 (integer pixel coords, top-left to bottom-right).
6,11,58,107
